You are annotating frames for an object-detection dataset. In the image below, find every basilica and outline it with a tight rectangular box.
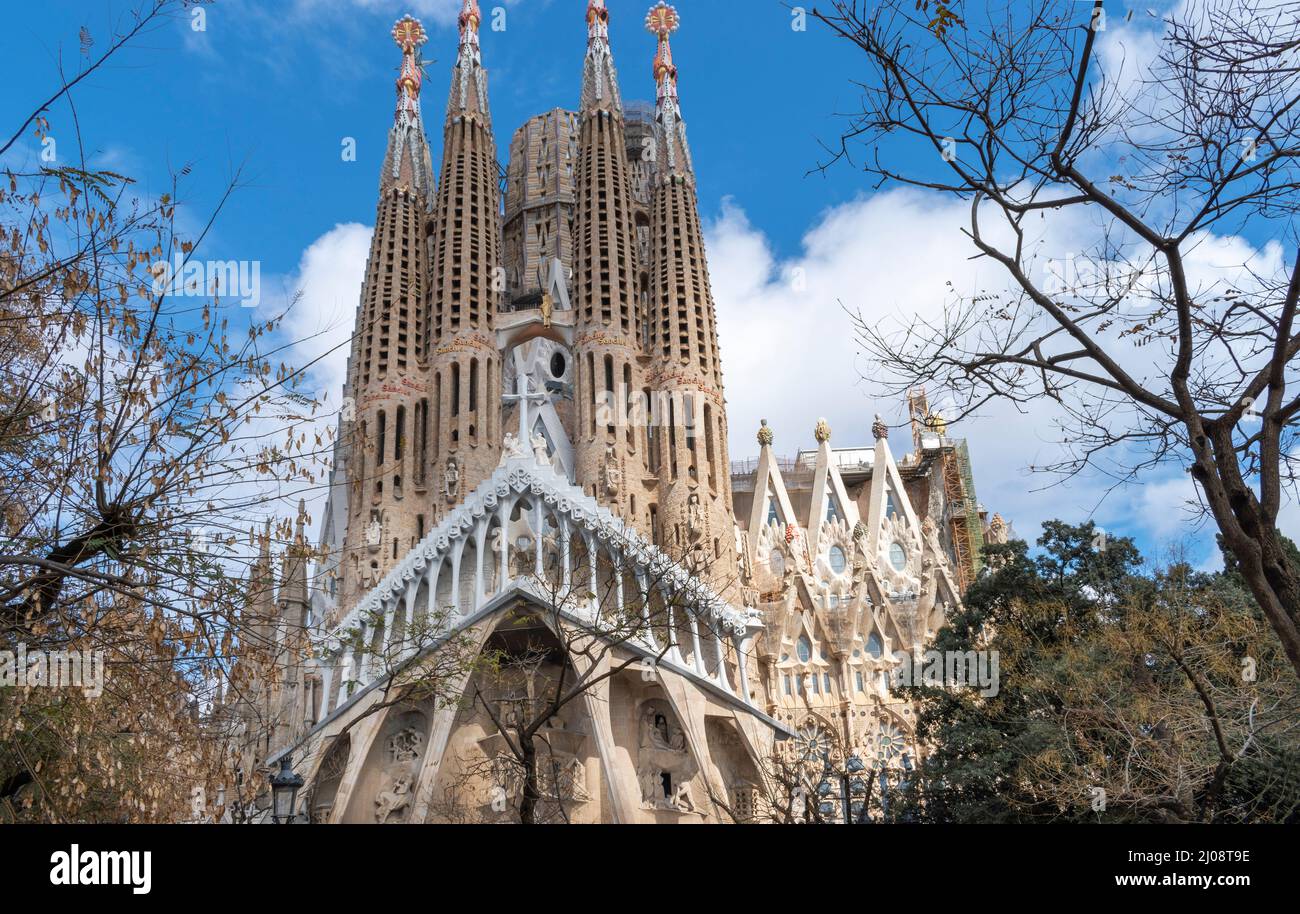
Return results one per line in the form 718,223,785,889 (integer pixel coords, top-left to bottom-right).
225,0,1003,824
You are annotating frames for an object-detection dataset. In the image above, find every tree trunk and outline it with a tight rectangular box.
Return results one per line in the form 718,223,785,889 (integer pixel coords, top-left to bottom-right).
519,738,539,826
1194,424,1300,679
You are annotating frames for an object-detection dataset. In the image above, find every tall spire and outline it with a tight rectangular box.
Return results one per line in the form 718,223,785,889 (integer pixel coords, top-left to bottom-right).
425,0,504,506
572,0,648,531
643,3,736,591
384,15,436,199
448,0,491,124
393,15,426,127
337,16,436,619
647,3,692,175
582,0,623,115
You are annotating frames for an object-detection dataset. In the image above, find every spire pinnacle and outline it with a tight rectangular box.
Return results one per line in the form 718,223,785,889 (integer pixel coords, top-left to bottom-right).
582,0,622,114
448,0,490,123
459,0,482,42
645,2,679,102
646,2,691,174
392,15,428,127
587,0,611,43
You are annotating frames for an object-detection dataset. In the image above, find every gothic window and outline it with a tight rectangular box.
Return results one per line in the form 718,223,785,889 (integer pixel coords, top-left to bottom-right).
885,492,899,519
889,542,908,572
828,545,847,574
866,633,884,659
796,635,812,663
855,670,865,692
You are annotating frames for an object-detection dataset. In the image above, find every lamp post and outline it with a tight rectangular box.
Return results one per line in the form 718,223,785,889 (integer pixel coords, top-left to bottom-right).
816,751,870,824
269,755,304,824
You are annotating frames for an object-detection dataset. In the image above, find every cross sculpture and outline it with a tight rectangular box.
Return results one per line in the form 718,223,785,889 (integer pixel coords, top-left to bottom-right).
503,373,549,449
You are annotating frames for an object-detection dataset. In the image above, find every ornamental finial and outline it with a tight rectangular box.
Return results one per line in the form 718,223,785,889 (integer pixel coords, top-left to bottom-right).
814,417,832,444
757,419,774,448
392,16,428,125
872,414,889,441
459,0,482,36
646,3,680,93
587,0,610,42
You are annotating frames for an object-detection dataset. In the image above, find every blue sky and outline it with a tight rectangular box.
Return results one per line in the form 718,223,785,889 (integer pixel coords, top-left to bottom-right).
1,0,869,266
4,0,1293,567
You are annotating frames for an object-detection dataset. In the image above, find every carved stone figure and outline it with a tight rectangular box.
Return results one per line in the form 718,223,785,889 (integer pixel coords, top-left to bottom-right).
562,756,590,802
443,457,460,503
366,514,383,549
670,778,696,813
502,433,526,459
686,492,705,541
602,445,622,497
635,702,698,811
388,726,424,765
539,289,554,328
374,774,412,823
531,431,551,465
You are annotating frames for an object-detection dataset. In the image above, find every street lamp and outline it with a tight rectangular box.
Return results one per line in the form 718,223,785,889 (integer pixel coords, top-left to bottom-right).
816,751,870,824
269,755,304,824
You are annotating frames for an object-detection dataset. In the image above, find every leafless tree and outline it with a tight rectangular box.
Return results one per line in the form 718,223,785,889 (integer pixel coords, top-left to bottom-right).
0,0,338,821
813,0,1300,675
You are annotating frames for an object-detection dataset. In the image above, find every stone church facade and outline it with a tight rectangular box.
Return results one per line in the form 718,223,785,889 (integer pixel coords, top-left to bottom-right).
228,1,1003,824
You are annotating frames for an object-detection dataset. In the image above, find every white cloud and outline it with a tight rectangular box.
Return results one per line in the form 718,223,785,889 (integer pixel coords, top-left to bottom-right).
271,222,372,401
702,188,1293,562
706,189,1082,545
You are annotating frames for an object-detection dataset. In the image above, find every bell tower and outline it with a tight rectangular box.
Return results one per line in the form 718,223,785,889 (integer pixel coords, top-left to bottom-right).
571,0,654,535
643,3,737,589
338,15,436,618
425,0,504,519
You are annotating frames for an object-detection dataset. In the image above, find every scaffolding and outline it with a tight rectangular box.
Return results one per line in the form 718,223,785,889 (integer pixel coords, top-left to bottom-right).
942,441,984,592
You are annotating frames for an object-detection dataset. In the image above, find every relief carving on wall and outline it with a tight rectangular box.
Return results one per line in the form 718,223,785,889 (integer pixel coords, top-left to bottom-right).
636,702,698,813
374,723,426,824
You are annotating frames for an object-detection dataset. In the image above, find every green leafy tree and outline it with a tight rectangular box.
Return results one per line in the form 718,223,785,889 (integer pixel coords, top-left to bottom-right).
902,522,1300,823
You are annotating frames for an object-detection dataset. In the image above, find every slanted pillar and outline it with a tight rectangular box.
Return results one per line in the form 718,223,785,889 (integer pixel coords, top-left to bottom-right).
689,615,704,676
473,518,487,609
561,519,573,590
498,500,510,589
